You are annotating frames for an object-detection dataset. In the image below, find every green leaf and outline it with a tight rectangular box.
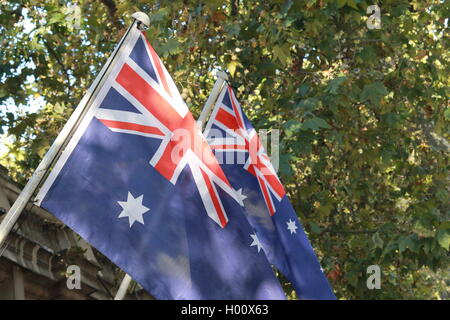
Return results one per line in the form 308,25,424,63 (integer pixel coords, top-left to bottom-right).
346,271,359,287
324,76,347,94
337,0,347,9
312,117,331,129
0,87,7,98
298,84,309,97
444,108,450,121
360,82,389,106
381,239,396,257
48,12,65,25
227,60,242,77
346,0,358,10
283,120,302,137
412,219,435,238
309,222,322,234
272,44,291,66
160,38,182,57
435,189,448,203
302,117,331,130
399,235,417,253
224,23,241,37
372,233,384,248
295,98,321,112
436,229,450,250
149,7,170,22
279,154,295,179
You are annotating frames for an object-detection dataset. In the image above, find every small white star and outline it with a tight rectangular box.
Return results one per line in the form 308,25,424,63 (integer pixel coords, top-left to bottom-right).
287,219,298,234
117,192,150,228
250,233,263,253
235,188,247,206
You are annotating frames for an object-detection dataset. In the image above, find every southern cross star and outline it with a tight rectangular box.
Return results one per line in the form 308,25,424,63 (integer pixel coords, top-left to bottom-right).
286,219,298,234
118,192,150,228
250,233,263,253
235,188,247,206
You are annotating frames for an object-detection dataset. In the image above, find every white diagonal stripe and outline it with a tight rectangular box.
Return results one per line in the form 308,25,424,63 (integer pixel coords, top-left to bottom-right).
95,108,160,128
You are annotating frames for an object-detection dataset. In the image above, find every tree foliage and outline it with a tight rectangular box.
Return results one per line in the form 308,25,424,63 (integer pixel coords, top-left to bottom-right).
0,0,449,299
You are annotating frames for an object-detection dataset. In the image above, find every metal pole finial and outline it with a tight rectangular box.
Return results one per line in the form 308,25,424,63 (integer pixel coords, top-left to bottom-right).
212,69,229,81
196,70,229,129
131,12,150,30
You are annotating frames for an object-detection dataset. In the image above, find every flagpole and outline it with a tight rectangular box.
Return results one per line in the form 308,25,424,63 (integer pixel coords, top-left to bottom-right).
114,273,133,300
0,12,150,252
196,70,229,130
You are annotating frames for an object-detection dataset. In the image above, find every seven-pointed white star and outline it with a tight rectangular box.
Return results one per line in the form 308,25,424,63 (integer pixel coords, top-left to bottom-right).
287,219,298,234
250,233,263,252
235,188,247,206
118,192,150,228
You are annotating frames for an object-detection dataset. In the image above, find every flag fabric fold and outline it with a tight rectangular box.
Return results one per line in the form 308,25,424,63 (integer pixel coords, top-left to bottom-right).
204,84,336,300
35,27,286,300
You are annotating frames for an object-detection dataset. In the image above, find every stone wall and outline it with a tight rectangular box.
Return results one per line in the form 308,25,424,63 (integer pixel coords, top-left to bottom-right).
0,165,153,300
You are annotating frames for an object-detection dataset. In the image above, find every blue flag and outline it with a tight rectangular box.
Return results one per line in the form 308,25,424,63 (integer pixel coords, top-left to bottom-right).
36,27,286,300
204,85,335,299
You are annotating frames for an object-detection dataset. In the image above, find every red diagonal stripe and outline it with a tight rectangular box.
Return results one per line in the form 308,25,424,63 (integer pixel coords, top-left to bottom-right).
261,172,285,199
98,119,164,136
200,168,228,228
257,175,275,216
228,86,246,131
142,32,172,97
248,133,286,199
216,108,240,131
211,144,247,150
117,63,180,132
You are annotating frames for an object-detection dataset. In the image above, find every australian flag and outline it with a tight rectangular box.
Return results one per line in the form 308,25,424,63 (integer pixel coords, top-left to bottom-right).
204,85,336,299
35,27,286,299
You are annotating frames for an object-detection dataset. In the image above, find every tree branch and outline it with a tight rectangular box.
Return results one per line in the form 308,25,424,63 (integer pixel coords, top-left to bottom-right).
43,40,72,99
230,0,239,16
417,117,450,153
97,0,123,29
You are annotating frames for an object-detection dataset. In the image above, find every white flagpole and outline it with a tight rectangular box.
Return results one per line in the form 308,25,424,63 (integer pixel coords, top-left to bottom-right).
114,273,133,300
196,70,229,130
0,12,150,252
113,69,230,300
